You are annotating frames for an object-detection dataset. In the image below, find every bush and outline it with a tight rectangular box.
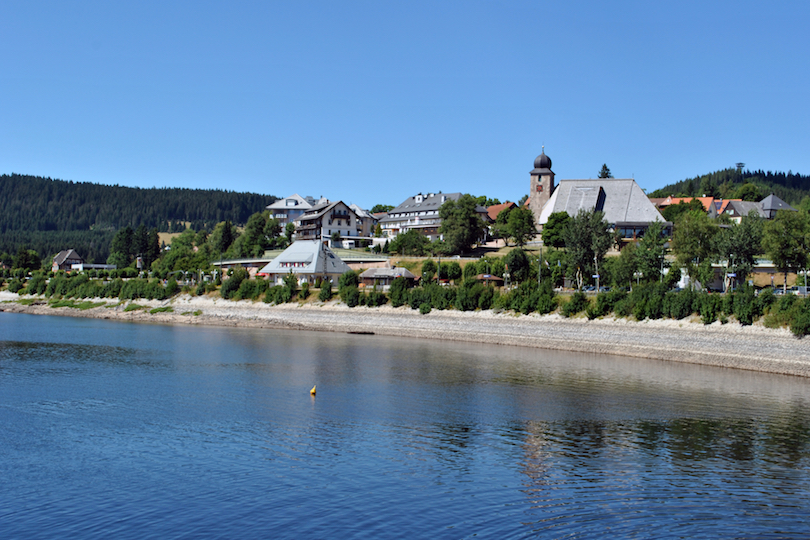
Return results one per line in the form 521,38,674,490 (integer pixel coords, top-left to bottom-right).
731,283,757,325
562,291,589,317
24,273,47,295
478,286,495,310
264,286,283,304
8,278,24,293
456,279,484,311
341,285,361,307
419,303,432,314
220,267,248,299
429,283,456,310
318,281,333,302
365,288,387,307
299,282,310,300
389,277,409,307
282,273,298,302
758,288,776,313
165,277,179,297
699,294,722,325
421,260,437,282
789,299,810,337
409,286,431,311
593,289,628,318
663,289,694,320
338,270,359,290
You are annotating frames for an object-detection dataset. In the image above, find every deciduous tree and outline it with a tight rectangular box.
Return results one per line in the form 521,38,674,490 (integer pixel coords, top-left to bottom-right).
541,212,570,249
563,209,612,290
507,206,537,246
671,210,719,289
762,210,810,292
438,194,487,254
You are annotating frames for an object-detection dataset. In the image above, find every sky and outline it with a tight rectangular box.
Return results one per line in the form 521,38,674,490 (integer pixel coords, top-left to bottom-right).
2,1,809,210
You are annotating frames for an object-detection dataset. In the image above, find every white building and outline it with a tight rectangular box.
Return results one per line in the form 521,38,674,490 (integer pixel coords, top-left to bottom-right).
378,192,489,241
266,194,317,226
295,200,366,247
256,240,351,285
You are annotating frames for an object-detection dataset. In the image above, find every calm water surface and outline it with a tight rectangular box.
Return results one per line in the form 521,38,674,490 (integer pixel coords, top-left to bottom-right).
2,312,810,538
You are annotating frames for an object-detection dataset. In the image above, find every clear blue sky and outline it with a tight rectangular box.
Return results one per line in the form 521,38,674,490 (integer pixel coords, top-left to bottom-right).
3,1,809,209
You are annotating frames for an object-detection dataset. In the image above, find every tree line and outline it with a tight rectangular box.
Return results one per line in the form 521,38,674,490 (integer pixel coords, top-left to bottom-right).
0,173,278,262
648,167,810,206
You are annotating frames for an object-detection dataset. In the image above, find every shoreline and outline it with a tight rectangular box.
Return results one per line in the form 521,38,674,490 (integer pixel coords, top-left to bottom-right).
3,291,810,378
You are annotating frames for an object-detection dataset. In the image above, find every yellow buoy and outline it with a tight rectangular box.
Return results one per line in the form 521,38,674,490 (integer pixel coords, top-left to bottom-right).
310,385,316,395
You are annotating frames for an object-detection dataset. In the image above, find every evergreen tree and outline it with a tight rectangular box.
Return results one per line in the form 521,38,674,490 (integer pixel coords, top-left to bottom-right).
108,226,134,268
598,164,613,178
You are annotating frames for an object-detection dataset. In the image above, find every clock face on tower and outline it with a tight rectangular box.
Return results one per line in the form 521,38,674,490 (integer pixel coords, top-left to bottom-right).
536,185,543,192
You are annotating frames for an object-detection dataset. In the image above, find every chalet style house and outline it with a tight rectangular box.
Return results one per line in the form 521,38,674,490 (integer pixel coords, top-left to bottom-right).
295,200,367,246
718,194,796,222
266,194,317,226
52,249,84,271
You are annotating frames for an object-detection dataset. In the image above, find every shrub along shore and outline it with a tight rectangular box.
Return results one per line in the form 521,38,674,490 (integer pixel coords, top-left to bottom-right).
5,267,810,336
4,268,810,378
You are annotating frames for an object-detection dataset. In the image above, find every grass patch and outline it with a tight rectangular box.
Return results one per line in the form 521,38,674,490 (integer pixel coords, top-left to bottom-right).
17,298,37,305
149,306,174,314
124,303,146,312
75,301,106,310
181,310,202,316
50,299,77,308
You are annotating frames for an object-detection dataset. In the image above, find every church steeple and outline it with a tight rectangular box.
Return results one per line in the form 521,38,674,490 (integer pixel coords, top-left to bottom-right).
528,148,554,223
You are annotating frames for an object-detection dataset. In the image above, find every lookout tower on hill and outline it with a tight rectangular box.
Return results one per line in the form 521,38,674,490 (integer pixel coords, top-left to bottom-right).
528,148,555,222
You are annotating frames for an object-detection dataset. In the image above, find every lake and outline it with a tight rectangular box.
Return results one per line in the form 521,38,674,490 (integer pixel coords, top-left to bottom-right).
2,312,810,538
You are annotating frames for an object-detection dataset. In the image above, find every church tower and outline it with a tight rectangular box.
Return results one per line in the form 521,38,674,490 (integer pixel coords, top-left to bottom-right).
528,148,554,223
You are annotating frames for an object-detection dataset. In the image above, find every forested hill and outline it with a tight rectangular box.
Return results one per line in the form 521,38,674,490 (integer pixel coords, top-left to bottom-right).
648,168,810,204
0,173,278,263
1,173,278,233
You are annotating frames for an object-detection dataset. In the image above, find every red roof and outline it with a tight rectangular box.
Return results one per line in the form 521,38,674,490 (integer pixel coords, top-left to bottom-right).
657,196,716,212
487,202,517,221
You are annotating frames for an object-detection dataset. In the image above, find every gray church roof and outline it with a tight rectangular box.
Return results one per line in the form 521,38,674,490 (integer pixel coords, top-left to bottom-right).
538,178,665,225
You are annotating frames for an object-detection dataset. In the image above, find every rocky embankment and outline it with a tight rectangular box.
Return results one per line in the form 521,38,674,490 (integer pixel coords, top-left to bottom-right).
2,291,809,377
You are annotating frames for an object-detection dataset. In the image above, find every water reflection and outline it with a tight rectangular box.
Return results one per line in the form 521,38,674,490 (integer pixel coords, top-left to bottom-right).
3,312,810,538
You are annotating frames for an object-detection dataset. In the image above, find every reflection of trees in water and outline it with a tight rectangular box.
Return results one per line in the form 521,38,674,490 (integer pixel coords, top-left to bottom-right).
518,411,810,500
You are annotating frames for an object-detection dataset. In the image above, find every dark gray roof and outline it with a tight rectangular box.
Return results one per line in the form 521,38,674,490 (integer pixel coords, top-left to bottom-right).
724,200,761,218
53,249,83,266
532,151,552,174
760,193,795,213
380,192,488,224
538,179,665,225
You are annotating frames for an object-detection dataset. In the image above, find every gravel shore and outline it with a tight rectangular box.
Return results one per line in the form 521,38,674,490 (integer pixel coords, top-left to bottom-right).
3,291,809,377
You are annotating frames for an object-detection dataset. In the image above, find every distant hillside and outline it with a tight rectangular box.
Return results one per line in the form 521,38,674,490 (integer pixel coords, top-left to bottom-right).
0,173,278,263
648,168,810,204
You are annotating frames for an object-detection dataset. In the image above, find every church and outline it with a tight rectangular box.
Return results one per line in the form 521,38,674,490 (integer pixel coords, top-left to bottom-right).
527,149,669,243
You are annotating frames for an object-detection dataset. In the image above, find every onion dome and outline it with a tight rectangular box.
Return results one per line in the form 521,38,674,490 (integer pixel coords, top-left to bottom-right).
534,151,551,170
